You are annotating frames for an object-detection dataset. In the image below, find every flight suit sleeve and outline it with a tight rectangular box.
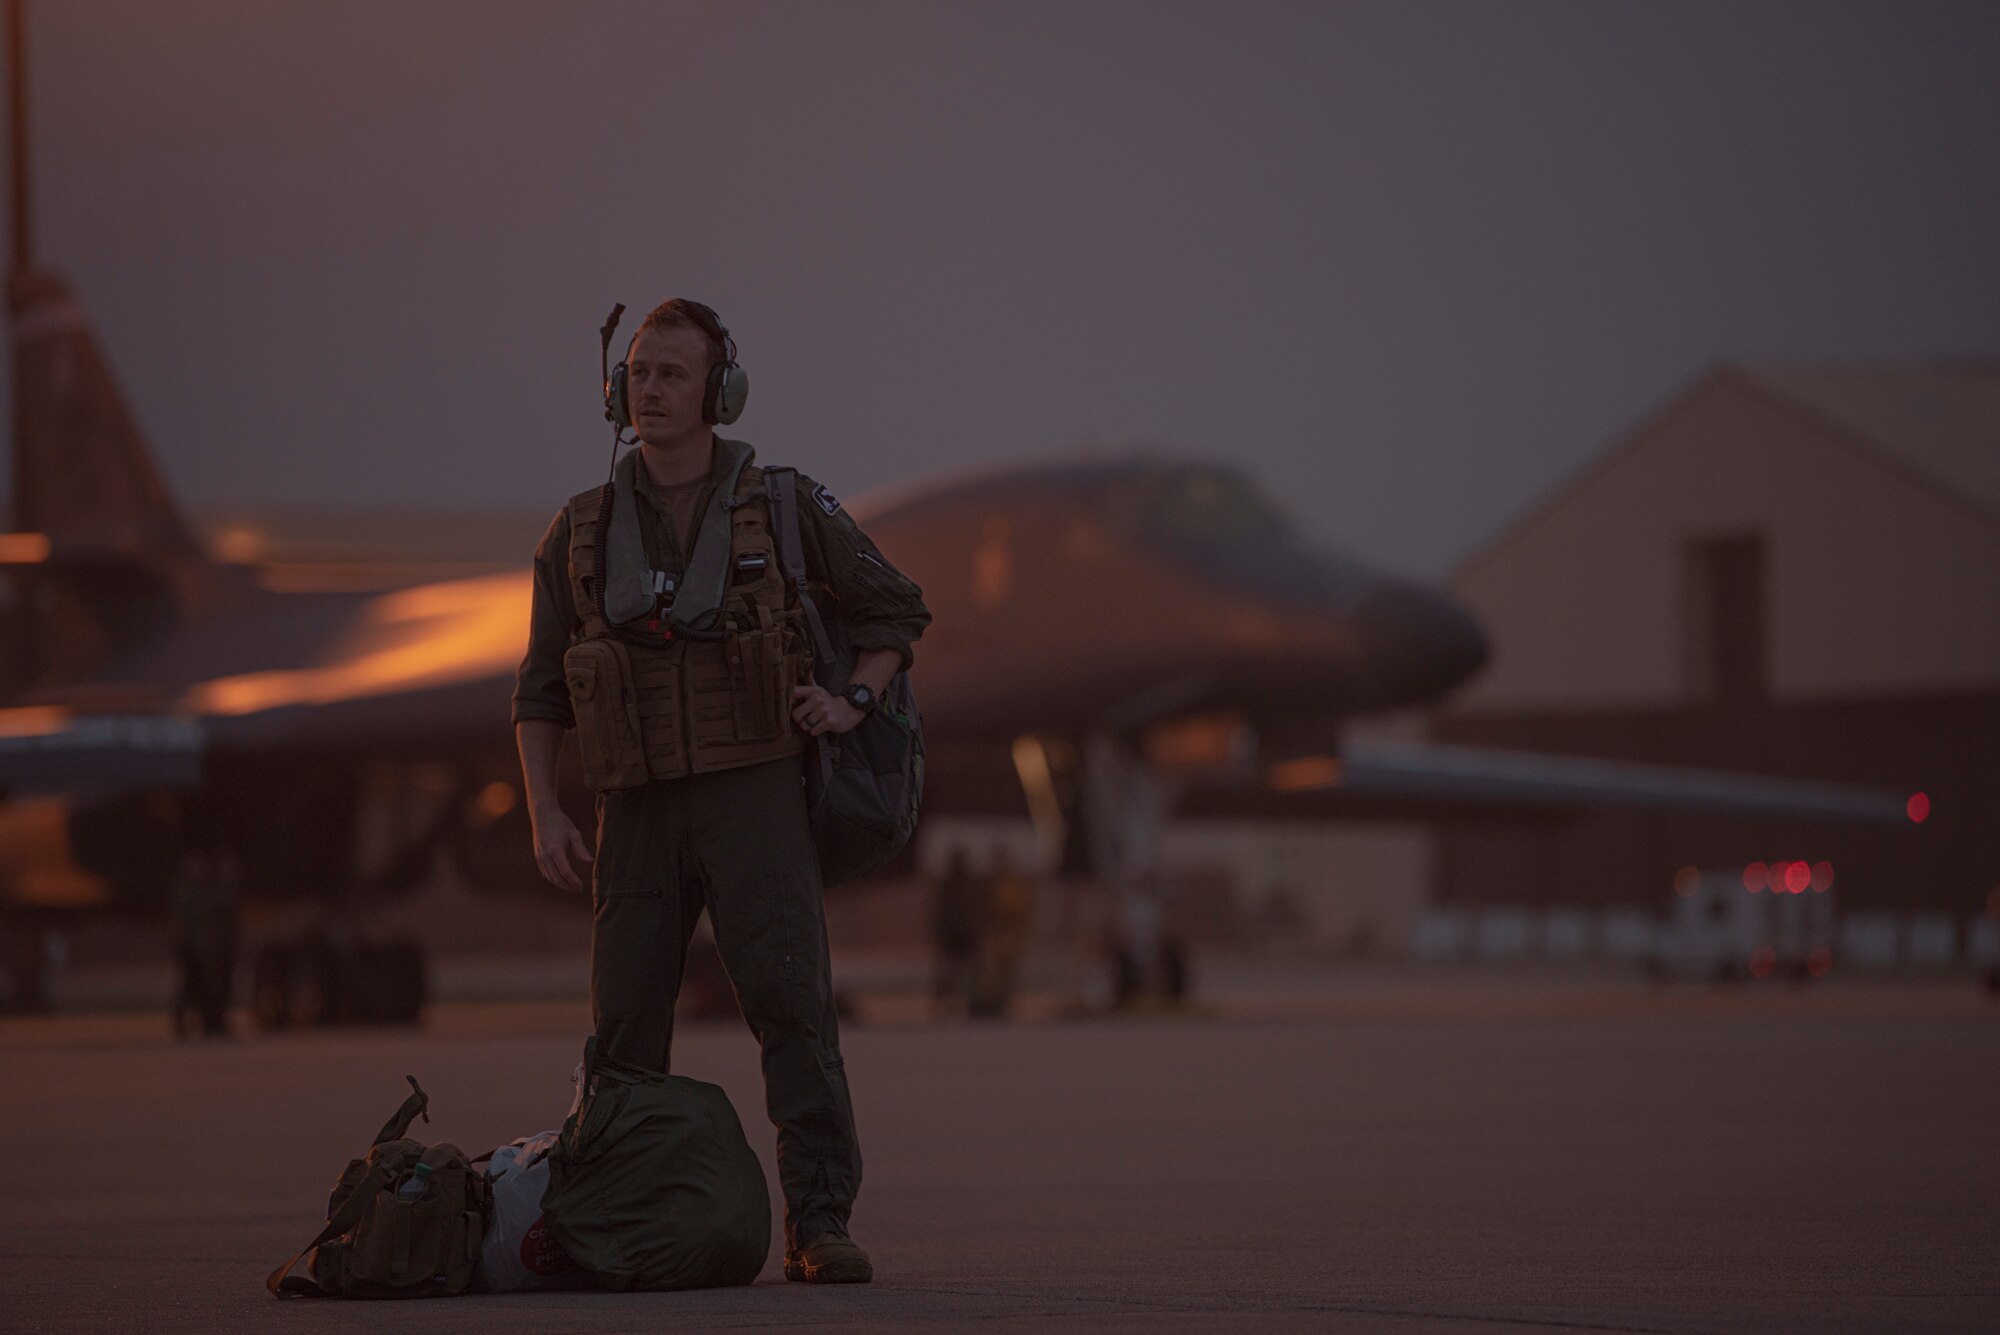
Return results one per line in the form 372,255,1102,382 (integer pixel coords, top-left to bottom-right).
510,508,579,728
793,472,931,671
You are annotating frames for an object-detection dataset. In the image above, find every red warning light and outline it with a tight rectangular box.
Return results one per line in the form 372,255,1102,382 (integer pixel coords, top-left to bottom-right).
1748,947,1776,979
1810,861,1834,893
1906,792,1930,824
1783,861,1811,894
1742,862,1769,892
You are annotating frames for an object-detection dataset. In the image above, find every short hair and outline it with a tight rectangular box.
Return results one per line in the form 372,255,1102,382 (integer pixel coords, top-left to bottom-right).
636,298,728,371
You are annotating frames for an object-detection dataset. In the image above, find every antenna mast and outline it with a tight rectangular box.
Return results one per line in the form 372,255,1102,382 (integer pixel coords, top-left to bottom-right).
7,0,27,276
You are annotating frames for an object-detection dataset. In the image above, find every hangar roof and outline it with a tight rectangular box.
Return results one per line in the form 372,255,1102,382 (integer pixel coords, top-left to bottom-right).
1739,363,2000,521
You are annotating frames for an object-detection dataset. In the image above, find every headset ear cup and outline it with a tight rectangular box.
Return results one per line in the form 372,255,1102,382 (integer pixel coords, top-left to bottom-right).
708,364,749,426
606,362,632,429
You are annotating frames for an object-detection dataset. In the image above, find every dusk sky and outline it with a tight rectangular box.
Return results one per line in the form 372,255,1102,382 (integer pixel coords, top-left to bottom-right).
13,1,1999,577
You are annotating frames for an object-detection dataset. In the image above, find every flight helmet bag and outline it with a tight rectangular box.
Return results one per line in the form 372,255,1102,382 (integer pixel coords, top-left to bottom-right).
267,1077,492,1300
540,1037,771,1291
764,467,925,886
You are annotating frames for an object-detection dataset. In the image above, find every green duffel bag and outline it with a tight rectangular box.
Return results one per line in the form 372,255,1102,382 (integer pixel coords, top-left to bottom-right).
541,1038,771,1291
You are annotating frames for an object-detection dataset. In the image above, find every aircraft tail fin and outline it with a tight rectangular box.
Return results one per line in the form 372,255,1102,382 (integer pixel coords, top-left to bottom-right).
8,266,209,567
2,267,225,691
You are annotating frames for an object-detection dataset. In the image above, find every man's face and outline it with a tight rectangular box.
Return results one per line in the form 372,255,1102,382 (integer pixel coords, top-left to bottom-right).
625,323,713,445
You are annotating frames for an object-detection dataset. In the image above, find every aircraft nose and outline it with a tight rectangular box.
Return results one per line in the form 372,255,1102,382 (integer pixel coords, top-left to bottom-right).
1345,578,1490,710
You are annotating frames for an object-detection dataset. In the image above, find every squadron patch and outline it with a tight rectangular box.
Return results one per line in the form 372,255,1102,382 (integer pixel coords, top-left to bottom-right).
811,484,842,516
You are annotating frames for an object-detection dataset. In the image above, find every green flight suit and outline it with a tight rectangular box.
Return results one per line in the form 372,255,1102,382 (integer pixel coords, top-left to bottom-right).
511,443,930,1250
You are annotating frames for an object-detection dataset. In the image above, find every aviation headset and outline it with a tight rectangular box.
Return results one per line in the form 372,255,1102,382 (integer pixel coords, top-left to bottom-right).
600,298,749,430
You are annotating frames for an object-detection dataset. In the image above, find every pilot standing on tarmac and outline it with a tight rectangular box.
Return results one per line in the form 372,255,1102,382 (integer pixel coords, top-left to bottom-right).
510,299,929,1285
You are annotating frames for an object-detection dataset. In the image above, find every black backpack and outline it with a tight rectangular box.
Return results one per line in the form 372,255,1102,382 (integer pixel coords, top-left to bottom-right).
764,468,924,887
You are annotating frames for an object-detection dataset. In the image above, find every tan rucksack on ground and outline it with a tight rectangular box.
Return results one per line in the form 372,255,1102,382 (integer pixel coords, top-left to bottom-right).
267,1077,493,1299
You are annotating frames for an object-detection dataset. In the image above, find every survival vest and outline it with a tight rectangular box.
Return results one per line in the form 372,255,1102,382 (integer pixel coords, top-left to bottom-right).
562,450,810,789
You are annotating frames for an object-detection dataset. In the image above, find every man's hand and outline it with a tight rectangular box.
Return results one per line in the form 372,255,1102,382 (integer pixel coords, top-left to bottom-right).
792,684,865,737
531,804,594,894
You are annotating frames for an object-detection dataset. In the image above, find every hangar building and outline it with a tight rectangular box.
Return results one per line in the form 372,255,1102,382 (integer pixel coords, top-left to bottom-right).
1431,363,2000,916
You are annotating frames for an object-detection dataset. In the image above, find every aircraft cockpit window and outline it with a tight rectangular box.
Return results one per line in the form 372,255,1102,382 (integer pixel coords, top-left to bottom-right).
1106,468,1289,542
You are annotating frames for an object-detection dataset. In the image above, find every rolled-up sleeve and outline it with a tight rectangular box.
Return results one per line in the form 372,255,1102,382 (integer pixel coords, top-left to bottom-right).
510,509,579,728
794,473,930,670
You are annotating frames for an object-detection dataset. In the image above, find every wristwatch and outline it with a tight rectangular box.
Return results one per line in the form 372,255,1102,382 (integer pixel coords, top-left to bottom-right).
842,683,877,713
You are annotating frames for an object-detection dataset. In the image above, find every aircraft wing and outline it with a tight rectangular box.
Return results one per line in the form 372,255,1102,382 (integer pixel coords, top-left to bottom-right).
1279,738,1915,825
3,569,532,772
0,709,203,792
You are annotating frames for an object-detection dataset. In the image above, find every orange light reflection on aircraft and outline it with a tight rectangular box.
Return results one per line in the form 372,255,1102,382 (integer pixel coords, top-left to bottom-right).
1010,735,1067,873
0,798,111,909
472,780,518,825
0,532,51,563
1220,608,1286,650
1143,711,1251,774
182,572,532,716
1267,754,1344,793
212,526,265,562
971,516,1013,608
0,705,71,739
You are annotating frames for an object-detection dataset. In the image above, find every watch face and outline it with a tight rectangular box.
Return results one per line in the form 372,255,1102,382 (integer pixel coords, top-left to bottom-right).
846,684,875,710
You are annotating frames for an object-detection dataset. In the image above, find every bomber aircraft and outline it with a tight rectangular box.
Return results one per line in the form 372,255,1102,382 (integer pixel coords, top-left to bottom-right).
0,262,1912,1015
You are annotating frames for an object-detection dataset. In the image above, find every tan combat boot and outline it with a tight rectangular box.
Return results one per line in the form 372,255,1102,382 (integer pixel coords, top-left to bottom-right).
783,1234,873,1284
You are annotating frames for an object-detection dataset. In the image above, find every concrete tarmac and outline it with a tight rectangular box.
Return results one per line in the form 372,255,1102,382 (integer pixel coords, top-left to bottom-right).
1,984,1996,1333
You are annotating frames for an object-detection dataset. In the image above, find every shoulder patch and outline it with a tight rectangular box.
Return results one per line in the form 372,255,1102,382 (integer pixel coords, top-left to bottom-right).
811,483,841,516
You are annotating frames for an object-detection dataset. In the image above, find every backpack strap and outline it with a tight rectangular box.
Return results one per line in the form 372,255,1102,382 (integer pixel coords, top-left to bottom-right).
763,468,838,669
763,467,837,795
266,1077,428,1299
372,1076,430,1146
265,1156,401,1297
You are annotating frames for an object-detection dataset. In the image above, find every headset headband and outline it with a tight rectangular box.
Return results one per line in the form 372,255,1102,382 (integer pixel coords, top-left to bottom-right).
600,298,748,432
667,299,737,368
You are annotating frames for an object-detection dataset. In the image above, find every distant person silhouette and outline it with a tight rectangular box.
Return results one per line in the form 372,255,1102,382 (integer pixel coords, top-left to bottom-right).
969,848,1035,1018
170,848,239,1038
930,848,981,1016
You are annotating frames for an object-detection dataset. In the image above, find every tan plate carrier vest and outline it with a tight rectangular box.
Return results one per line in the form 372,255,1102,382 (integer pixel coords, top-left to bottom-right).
562,463,808,789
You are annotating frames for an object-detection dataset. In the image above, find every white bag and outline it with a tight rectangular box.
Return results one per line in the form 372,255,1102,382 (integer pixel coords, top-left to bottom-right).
470,1130,592,1292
